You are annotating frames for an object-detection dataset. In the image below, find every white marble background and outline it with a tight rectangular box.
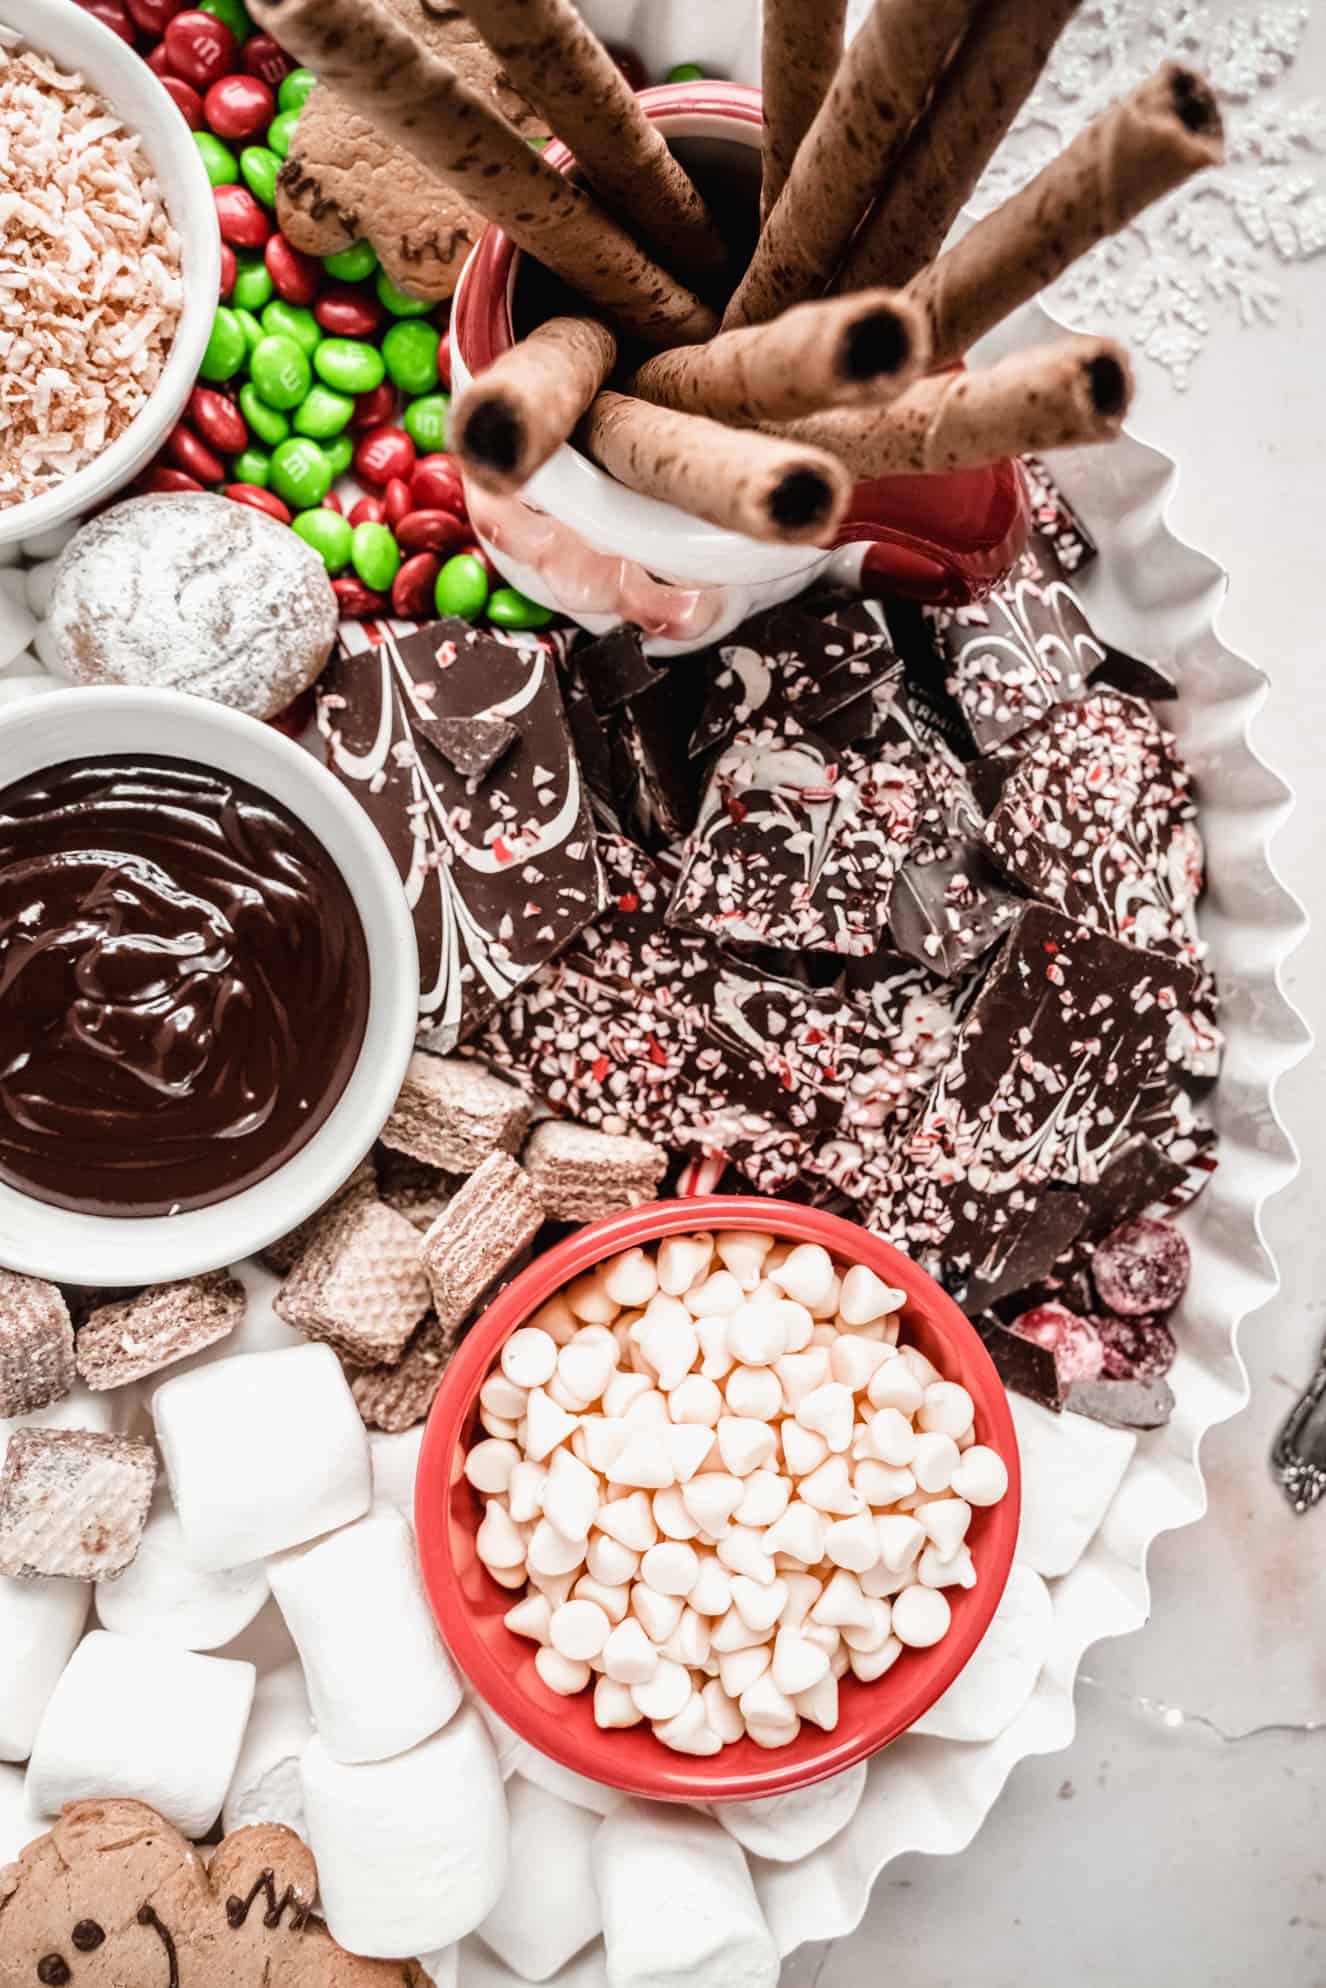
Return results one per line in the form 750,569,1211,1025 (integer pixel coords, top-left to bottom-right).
795,6,1326,1983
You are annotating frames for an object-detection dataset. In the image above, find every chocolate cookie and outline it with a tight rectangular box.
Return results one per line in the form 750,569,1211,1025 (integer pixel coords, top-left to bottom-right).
48,495,338,722
0,1799,427,1985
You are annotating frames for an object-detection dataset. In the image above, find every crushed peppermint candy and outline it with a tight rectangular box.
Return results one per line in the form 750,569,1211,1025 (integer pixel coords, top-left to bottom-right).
0,41,183,509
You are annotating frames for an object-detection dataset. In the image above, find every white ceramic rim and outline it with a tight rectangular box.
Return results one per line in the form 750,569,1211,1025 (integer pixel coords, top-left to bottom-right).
0,687,420,1284
0,0,220,549
451,89,832,590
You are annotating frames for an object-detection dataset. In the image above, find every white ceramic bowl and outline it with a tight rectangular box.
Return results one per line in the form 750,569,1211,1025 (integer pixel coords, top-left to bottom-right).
0,688,419,1285
0,0,220,551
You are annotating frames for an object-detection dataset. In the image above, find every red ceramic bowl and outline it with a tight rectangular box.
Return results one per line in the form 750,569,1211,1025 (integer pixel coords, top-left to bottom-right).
416,1196,1021,1804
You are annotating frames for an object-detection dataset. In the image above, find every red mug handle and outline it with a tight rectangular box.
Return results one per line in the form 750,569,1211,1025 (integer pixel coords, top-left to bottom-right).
834,460,1029,605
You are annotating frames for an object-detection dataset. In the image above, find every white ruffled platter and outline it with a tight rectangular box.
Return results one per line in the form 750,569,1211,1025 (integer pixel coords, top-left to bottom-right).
0,3,1310,1976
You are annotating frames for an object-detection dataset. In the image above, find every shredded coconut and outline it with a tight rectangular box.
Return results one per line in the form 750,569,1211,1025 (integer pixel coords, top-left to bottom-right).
0,43,183,509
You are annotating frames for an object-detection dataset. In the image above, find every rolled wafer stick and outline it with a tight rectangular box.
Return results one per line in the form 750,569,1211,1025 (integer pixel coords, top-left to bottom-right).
911,63,1224,367
247,0,718,347
771,337,1134,476
451,316,618,495
722,0,985,331
625,289,926,427
836,0,1084,293
456,0,727,284
760,0,848,224
580,391,852,546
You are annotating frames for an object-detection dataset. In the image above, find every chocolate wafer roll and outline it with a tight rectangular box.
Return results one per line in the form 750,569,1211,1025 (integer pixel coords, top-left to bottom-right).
457,0,727,284
625,289,926,427
247,0,718,347
911,63,1223,367
836,0,1083,292
452,316,618,495
581,392,852,546
772,337,1134,476
722,0,984,331
760,0,848,223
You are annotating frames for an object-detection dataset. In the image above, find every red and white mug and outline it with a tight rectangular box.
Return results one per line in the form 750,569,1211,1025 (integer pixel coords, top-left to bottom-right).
450,82,1028,654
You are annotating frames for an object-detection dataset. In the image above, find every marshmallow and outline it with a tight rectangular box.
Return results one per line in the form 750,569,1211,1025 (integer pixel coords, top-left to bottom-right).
718,1760,868,1861
269,1507,461,1763
0,1763,43,1866
418,1950,459,1988
595,1802,779,1988
478,1777,603,1981
26,1630,254,1836
94,1490,269,1650
1011,1394,1135,1576
153,1345,371,1570
914,1565,1053,1742
0,1572,88,1761
302,1709,507,1957
371,1425,426,1516
222,1657,313,1834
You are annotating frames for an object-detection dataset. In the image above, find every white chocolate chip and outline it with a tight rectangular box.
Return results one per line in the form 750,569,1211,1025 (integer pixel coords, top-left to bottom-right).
657,1234,713,1296
715,1229,773,1289
574,1574,629,1623
855,1460,917,1507
550,1598,611,1661
781,1420,829,1477
594,1674,644,1727
597,1491,657,1553
850,1635,904,1682
565,1272,617,1324
794,1669,839,1731
504,1593,552,1644
652,1486,700,1541
668,1374,723,1425
480,1373,527,1422
685,1270,745,1318
811,1569,873,1630
876,1512,926,1572
919,1380,975,1440
771,1624,830,1697
829,1333,891,1392
717,1415,778,1478
695,1313,736,1380
602,1247,659,1309
654,1692,722,1755
501,1326,558,1389
631,1586,683,1644
867,1361,925,1416
717,1644,770,1698
703,1677,744,1743
950,1444,1009,1507
527,1518,586,1578
679,1472,744,1535
837,1264,906,1326
535,1645,591,1695
733,1469,789,1529
465,1438,520,1495
606,1431,674,1491
723,1365,783,1420
542,1448,600,1542
641,1540,699,1597
602,1615,658,1684
799,1455,863,1516
725,1302,788,1368
918,1543,977,1590
586,1531,639,1586
762,1500,826,1566
630,1658,691,1721
664,1423,714,1485
602,1371,653,1418
825,1511,881,1573
524,1386,579,1462
477,1503,526,1570
912,1430,961,1494
729,1574,788,1635
796,1382,855,1453
892,1583,952,1647
716,1525,777,1585
688,1556,733,1618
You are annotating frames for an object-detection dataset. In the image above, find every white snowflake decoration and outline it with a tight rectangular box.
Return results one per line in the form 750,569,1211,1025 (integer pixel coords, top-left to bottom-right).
969,3,1326,386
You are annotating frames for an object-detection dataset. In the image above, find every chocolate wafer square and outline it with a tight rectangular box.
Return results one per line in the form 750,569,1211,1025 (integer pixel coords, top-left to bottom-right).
275,1196,431,1366
0,1427,156,1580
260,1157,377,1275
381,1052,533,1174
75,1271,245,1390
420,1152,544,1331
347,1315,466,1433
522,1120,667,1221
0,1270,74,1418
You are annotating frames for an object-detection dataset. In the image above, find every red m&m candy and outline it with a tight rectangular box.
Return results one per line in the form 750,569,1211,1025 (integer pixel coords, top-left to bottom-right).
410,454,465,517
189,386,248,454
223,482,292,524
218,241,236,300
242,32,296,85
382,477,412,528
125,0,187,30
165,423,225,485
159,75,205,127
164,10,237,90
348,383,396,432
315,285,383,340
353,426,415,488
265,234,321,306
214,184,271,248
76,0,134,42
204,74,276,141
392,551,441,619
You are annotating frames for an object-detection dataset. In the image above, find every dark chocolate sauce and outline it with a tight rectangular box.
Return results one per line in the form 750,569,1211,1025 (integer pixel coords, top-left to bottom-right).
0,756,370,1217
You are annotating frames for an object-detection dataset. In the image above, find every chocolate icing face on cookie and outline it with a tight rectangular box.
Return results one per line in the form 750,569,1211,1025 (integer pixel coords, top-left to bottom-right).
0,1801,426,1986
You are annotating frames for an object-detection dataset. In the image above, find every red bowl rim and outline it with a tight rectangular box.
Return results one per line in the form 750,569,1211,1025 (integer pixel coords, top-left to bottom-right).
416,1195,1022,1804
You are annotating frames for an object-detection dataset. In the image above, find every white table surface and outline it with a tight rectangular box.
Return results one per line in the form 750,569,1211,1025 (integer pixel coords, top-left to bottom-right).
789,13,1326,1977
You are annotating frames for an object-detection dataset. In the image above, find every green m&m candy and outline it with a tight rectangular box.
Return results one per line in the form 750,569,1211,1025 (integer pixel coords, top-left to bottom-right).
666,61,705,81
313,337,385,394
323,239,377,282
234,307,264,355
382,320,440,395
403,393,448,452
487,585,552,631
266,108,301,157
278,67,318,115
199,306,246,382
260,298,321,356
268,437,332,509
231,253,273,313
375,270,432,317
250,334,312,410
240,144,281,207
434,552,489,622
232,446,271,487
293,507,353,572
322,434,354,479
239,381,289,446
199,0,251,41
195,132,237,186
350,521,400,593
294,384,354,439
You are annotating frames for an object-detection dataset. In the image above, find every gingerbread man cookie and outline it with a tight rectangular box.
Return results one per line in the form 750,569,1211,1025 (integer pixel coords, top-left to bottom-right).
276,0,548,301
0,1801,428,1985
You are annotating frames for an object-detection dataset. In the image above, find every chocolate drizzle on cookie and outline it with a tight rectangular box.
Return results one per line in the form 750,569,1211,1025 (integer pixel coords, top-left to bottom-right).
225,1868,313,1933
136,1904,179,1988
